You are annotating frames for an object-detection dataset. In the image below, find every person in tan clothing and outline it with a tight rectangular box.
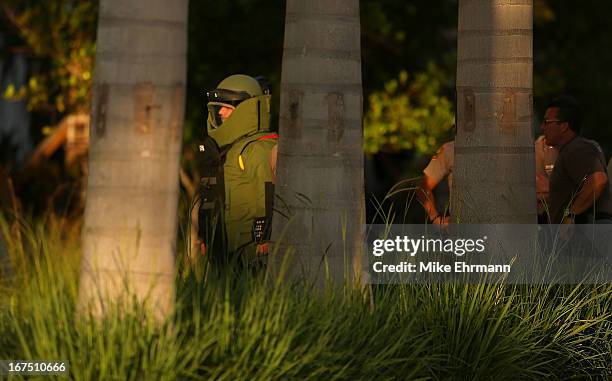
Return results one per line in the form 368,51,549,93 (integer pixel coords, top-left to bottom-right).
418,136,558,224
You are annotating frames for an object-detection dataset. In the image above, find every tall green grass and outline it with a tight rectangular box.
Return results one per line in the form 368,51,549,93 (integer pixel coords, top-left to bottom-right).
0,215,610,380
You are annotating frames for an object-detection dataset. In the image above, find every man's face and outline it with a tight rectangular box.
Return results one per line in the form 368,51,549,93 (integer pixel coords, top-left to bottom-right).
219,105,234,122
541,107,567,146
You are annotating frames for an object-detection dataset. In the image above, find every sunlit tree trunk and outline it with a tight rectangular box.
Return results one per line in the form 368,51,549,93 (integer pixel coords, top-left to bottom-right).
79,0,188,319
453,0,536,223
272,0,364,284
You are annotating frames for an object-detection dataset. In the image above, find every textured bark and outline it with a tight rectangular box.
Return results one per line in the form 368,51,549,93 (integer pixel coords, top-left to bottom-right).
453,0,536,223
79,0,187,319
272,0,365,284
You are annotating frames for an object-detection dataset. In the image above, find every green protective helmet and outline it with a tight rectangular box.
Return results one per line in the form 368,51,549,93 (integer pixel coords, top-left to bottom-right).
206,74,271,147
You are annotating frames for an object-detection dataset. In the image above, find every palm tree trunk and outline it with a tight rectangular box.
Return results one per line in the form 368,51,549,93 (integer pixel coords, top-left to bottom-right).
453,0,536,223
273,0,365,284
79,0,188,319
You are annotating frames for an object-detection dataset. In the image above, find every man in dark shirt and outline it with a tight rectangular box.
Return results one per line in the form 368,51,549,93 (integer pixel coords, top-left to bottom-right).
542,96,612,224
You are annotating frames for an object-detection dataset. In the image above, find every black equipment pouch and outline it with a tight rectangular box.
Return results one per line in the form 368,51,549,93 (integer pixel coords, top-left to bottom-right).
252,217,267,243
196,136,229,256
251,181,275,243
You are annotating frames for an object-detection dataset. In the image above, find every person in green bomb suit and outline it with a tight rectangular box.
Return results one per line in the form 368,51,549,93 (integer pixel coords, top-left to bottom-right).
196,74,278,266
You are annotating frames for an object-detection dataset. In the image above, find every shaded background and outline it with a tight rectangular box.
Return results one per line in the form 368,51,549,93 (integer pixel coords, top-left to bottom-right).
0,0,610,223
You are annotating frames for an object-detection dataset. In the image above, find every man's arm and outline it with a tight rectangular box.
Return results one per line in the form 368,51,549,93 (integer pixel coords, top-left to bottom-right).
418,142,452,224
417,173,449,224
564,171,609,222
244,143,275,212
536,173,550,201
418,174,441,221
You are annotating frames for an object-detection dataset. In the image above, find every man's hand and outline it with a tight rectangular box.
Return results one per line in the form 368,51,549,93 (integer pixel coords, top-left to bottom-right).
256,242,269,256
536,173,550,198
432,215,450,226
200,241,206,256
567,172,608,216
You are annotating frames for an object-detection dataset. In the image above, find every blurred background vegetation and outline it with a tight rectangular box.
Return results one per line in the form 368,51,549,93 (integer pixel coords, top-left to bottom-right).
1,0,611,221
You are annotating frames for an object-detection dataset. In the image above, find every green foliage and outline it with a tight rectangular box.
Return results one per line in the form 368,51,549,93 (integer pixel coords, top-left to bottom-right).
400,283,612,379
1,216,610,380
1,0,97,116
364,64,455,155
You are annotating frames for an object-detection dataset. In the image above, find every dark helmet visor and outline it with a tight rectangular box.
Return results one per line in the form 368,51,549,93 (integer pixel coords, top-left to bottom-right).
206,88,251,107
206,89,251,129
